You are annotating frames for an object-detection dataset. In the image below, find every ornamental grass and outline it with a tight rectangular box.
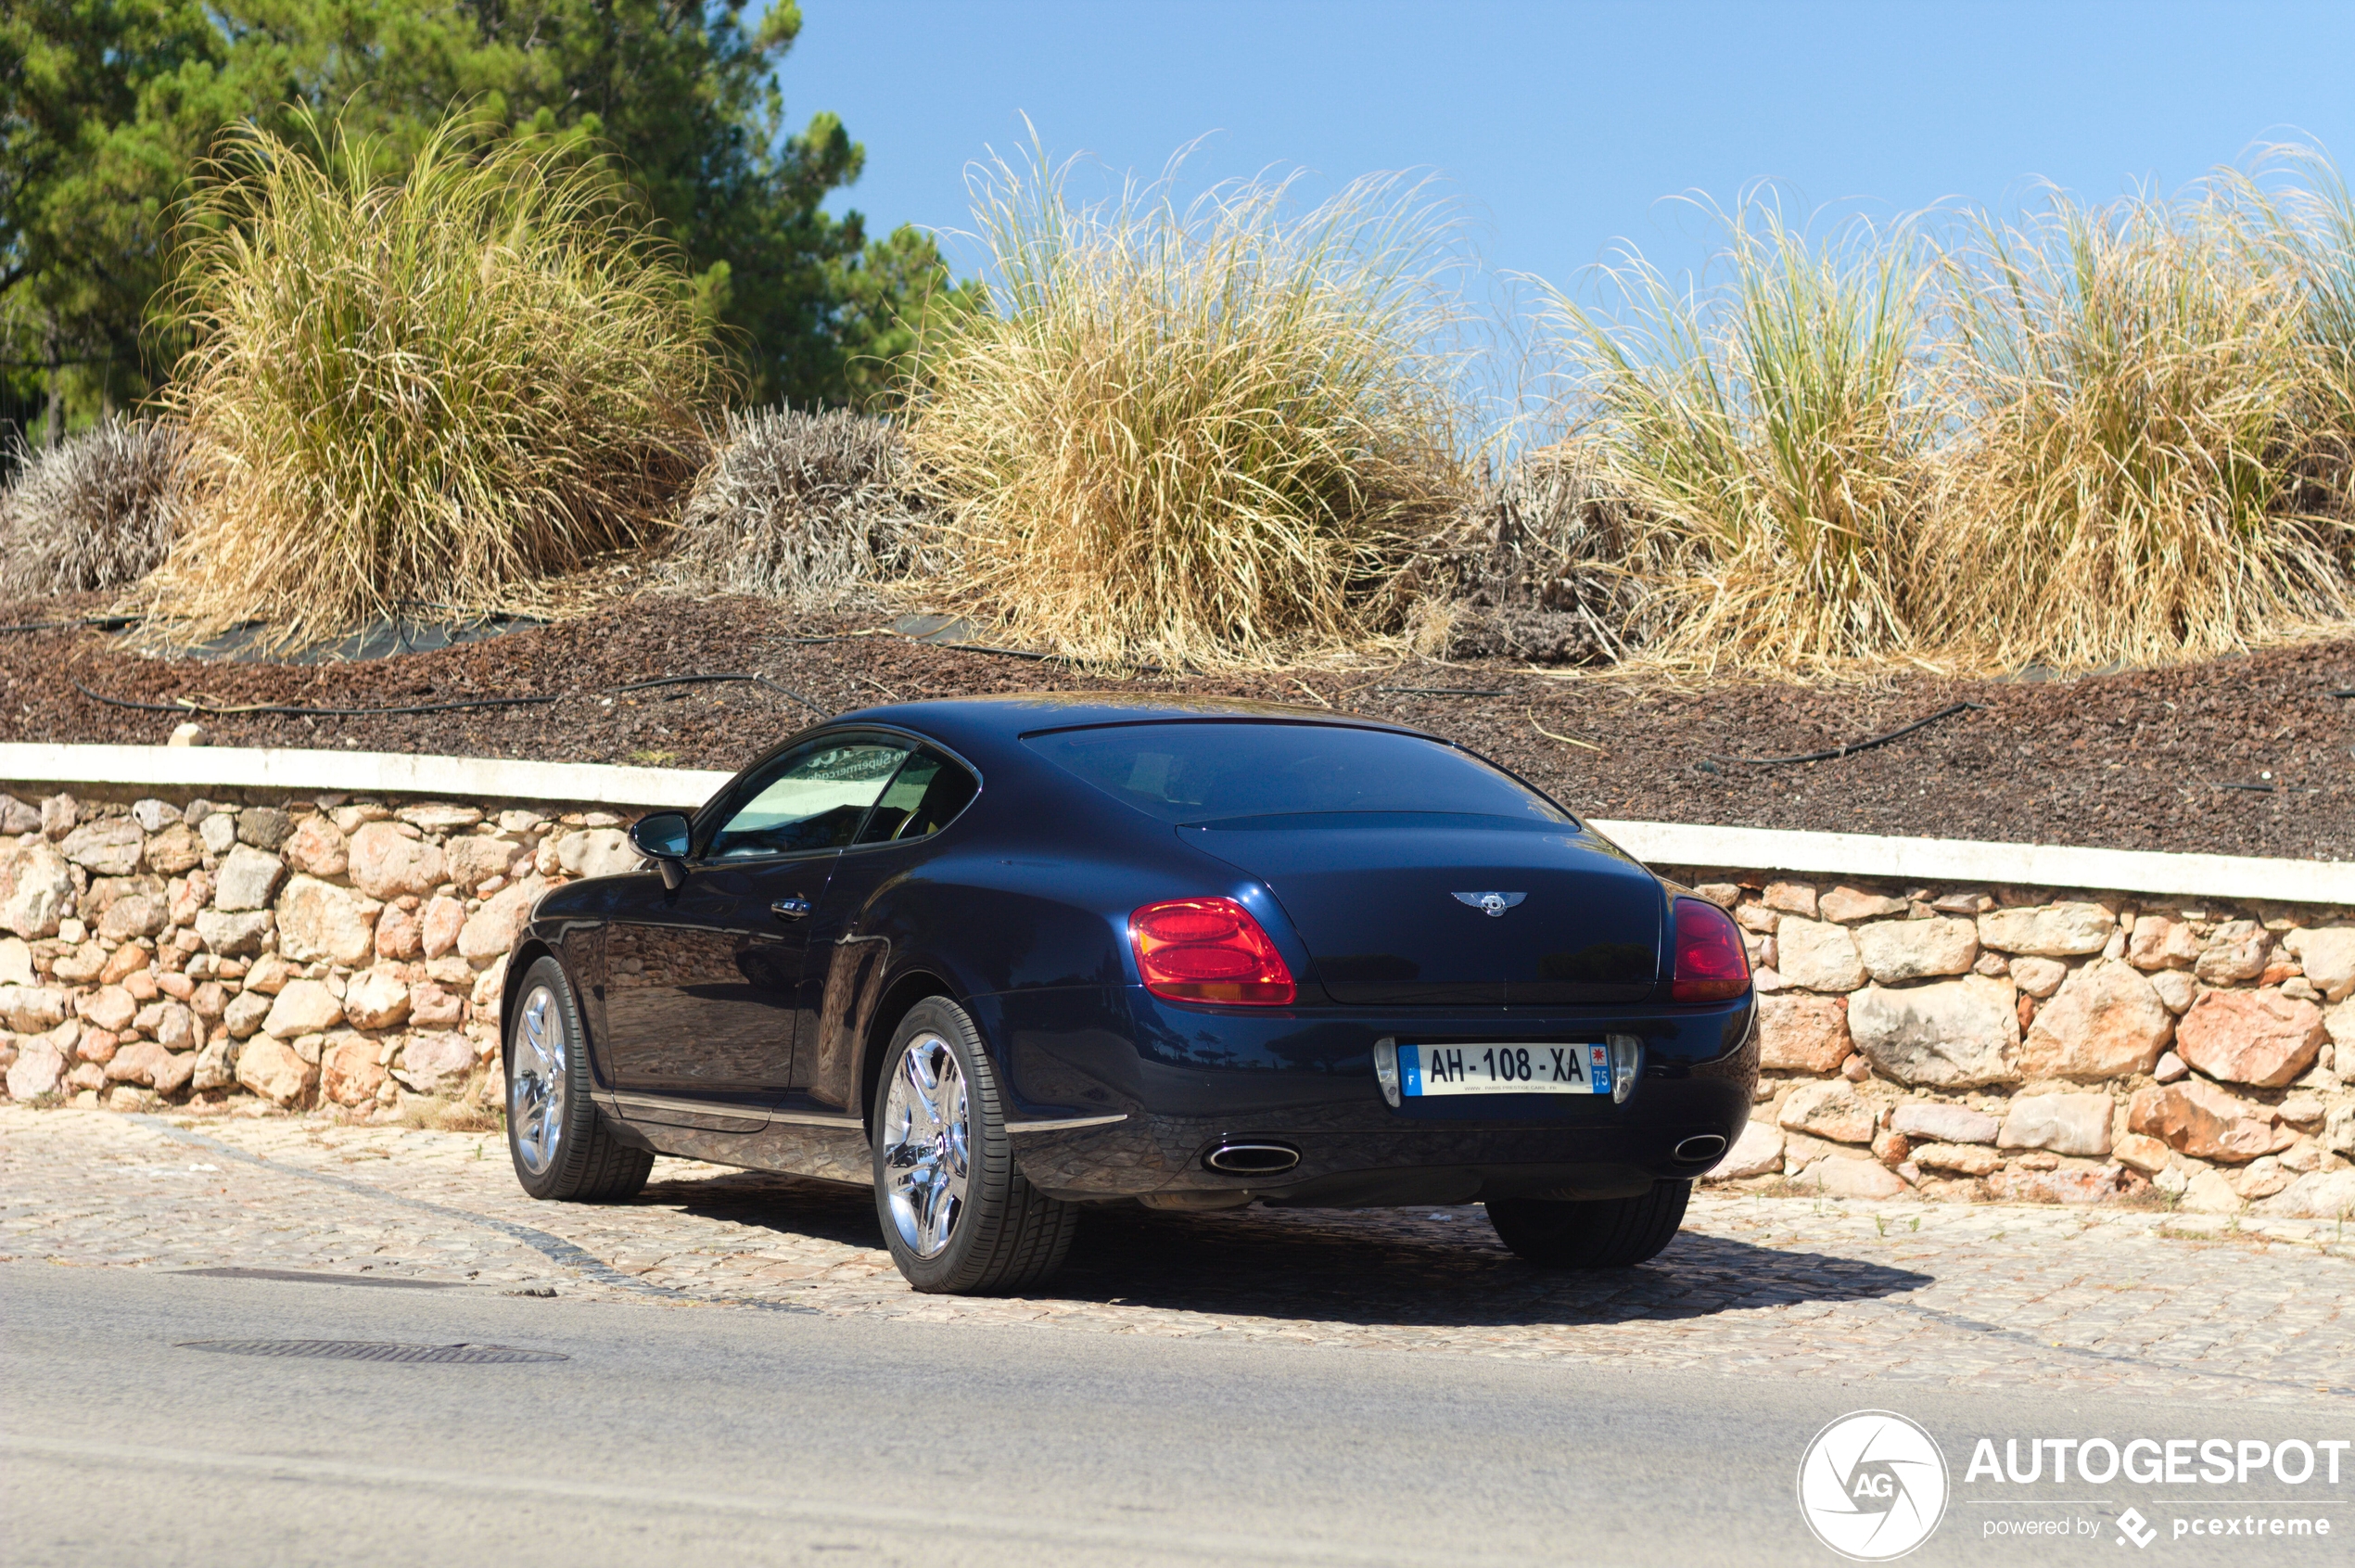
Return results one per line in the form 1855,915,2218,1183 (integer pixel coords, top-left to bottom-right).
904,152,1472,666
0,418,188,595
142,114,721,644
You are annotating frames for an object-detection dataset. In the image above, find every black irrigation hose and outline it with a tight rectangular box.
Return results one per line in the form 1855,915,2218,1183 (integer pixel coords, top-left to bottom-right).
608,672,826,718
1,614,145,635
1380,686,1508,697
74,683,559,719
787,629,1177,676
1712,701,1986,767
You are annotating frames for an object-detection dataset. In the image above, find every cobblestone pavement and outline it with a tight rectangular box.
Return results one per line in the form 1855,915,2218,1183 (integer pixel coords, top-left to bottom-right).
5,1105,2350,1409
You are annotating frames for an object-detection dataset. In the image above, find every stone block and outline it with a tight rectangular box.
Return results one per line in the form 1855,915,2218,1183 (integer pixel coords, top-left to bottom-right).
2111,1131,2171,1175
1849,975,2020,1087
1987,1162,2124,1205
2194,921,2268,985
235,1035,314,1107
2015,961,2172,1080
6,1034,67,1099
446,835,525,894
236,808,293,851
2175,988,2325,1088
0,841,73,938
375,903,424,961
193,909,274,957
1763,882,1818,918
1819,886,1907,924
394,1031,476,1092
2283,927,2355,1002
1854,916,1978,983
213,846,286,911
554,829,641,881
2127,1079,2276,1163
1890,1101,1999,1144
59,818,144,875
2257,1168,2355,1218
274,875,380,966
408,981,464,1028
322,1031,388,1106
223,989,271,1039
0,937,30,988
459,878,546,962
1911,1142,2001,1177
1977,902,2113,957
263,979,343,1039
1708,1121,1784,1179
2008,956,2067,998
1789,1154,1906,1199
1998,1091,2114,1157
1757,993,1851,1073
2150,971,2195,1014
0,985,69,1033
347,823,447,901
79,986,137,1034
1776,918,1866,992
343,970,411,1031
2127,915,2200,971
279,817,348,878
143,822,203,876
1776,1079,1876,1144
420,896,466,959
398,803,484,834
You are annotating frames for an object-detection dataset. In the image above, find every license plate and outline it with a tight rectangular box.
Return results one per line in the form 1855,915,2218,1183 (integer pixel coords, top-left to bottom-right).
1400,1042,1607,1097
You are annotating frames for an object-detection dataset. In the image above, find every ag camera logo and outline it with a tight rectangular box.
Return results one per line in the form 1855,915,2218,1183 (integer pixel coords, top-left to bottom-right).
1798,1410,1950,1561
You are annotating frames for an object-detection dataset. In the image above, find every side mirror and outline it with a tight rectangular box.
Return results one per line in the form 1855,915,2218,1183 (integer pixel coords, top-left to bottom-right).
630,811,693,890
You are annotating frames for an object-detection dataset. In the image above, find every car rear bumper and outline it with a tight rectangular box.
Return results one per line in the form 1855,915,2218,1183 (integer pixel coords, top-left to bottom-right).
985,984,1758,1205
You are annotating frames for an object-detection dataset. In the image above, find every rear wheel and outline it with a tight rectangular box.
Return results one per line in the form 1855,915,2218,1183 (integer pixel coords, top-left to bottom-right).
1485,1180,1690,1268
504,956,653,1203
872,998,1076,1295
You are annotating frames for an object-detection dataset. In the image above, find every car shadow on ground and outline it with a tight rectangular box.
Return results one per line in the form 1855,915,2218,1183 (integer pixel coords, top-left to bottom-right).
632,1168,1934,1328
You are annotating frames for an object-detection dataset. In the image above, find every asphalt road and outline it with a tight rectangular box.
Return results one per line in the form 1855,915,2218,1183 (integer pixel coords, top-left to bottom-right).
6,1265,2349,1568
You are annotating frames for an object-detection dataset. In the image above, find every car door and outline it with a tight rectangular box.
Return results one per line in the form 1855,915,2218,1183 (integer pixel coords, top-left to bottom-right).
602,731,916,1106
793,746,983,1114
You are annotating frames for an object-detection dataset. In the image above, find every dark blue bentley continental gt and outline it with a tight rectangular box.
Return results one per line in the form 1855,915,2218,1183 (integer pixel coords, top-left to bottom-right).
499,695,1757,1294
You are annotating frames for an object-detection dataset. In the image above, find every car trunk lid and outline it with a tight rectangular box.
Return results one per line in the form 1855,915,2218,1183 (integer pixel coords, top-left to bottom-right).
1180,812,1665,1005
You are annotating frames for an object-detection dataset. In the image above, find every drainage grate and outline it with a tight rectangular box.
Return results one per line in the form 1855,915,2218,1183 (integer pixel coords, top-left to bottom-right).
179,1340,567,1364
178,1268,463,1290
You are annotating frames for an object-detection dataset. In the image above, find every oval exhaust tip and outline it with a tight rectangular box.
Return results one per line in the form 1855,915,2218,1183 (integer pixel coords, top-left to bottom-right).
1674,1134,1728,1163
1203,1142,1300,1175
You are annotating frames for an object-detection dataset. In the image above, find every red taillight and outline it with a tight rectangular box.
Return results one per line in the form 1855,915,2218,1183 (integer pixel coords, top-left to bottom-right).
1672,896,1750,1002
1130,898,1297,1006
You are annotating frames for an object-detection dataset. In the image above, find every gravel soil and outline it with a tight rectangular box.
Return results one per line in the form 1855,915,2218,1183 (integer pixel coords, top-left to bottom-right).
5,589,2351,860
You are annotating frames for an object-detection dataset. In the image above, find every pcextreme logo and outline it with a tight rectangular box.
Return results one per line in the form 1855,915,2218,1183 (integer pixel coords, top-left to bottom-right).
1797,1410,1951,1562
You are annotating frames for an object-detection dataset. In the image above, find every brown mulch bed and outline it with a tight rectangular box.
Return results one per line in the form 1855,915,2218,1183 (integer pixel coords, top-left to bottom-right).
4,591,2350,862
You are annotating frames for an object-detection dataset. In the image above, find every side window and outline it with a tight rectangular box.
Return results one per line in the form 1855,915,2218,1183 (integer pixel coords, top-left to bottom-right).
854,749,980,846
706,736,911,860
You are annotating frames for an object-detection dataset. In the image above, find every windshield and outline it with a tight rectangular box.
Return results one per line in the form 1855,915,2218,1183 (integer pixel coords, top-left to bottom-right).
1024,721,1572,827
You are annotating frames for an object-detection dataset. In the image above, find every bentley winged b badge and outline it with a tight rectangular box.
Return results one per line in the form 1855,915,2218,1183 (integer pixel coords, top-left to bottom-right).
1452,891,1528,918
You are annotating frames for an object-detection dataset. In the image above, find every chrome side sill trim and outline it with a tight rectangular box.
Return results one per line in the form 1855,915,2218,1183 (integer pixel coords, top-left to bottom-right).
1004,1113,1129,1134
769,1108,863,1128
608,1091,770,1132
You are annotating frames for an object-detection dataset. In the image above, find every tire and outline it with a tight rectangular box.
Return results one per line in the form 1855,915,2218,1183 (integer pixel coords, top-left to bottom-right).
871,998,1076,1295
503,955,653,1203
1485,1180,1690,1268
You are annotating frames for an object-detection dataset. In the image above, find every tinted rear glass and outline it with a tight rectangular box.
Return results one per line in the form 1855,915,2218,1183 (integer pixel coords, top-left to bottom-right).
1025,722,1572,826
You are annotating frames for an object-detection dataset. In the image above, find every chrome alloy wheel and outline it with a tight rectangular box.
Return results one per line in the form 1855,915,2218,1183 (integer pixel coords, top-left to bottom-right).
881,1032,970,1258
510,984,567,1176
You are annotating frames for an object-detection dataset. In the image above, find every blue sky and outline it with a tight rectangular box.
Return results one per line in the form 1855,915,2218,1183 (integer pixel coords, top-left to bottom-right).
774,0,2355,300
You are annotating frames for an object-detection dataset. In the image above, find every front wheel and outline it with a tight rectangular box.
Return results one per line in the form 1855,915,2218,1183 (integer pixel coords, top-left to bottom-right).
872,998,1076,1295
1486,1180,1690,1268
503,955,653,1203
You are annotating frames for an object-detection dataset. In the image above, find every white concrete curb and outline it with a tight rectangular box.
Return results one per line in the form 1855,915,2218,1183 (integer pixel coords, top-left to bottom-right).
0,743,732,812
4,742,2348,906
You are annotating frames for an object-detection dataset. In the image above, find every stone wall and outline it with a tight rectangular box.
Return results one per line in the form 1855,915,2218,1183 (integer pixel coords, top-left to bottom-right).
1672,872,2355,1219
4,781,2352,1217
0,786,643,1121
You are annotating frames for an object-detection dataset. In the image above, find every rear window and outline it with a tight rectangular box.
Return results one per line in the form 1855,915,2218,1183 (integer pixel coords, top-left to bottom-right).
1024,721,1572,827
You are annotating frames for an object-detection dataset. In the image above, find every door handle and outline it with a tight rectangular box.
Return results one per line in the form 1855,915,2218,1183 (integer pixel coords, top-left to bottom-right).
770,898,812,921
